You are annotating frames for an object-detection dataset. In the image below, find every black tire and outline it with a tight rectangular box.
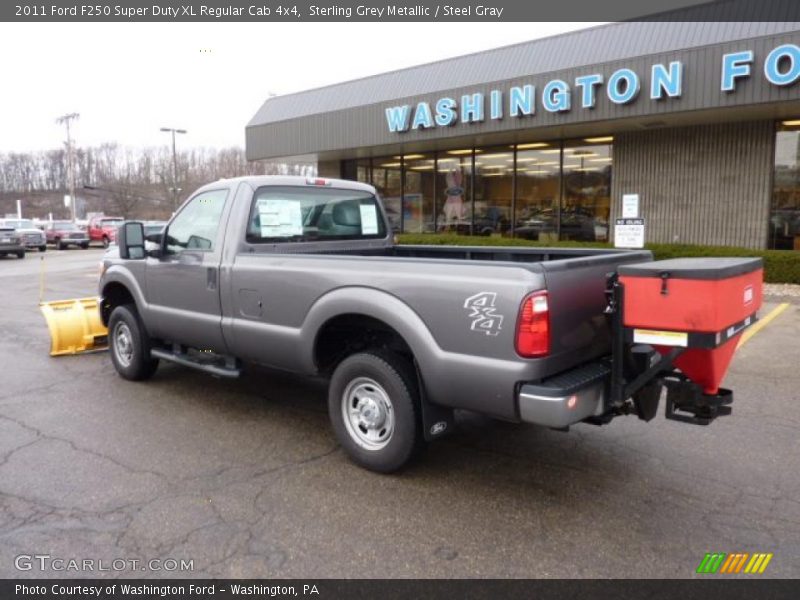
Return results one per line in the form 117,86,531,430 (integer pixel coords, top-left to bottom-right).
56,238,65,250
102,236,110,248
16,251,25,259
38,245,46,252
328,350,424,473
108,304,159,381
80,243,89,249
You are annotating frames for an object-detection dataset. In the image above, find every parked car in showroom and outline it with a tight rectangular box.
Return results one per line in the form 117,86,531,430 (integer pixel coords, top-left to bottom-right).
44,221,90,250
0,226,25,259
0,218,47,252
87,215,124,248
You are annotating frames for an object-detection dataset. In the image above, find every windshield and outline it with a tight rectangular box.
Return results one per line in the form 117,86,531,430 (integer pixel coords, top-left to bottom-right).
54,222,80,231
246,186,386,243
4,220,34,228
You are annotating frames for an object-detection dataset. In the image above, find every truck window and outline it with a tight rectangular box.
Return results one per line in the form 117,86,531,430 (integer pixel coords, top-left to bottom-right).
246,186,386,243
165,189,228,254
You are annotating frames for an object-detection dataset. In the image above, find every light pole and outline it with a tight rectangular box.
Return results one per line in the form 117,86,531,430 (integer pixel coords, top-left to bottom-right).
160,127,187,210
56,112,80,222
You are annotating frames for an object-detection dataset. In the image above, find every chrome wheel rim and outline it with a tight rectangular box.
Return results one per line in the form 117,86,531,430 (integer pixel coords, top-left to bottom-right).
341,377,395,450
113,322,134,367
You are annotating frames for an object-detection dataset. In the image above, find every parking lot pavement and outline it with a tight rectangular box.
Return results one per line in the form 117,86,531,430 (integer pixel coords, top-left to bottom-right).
0,248,798,579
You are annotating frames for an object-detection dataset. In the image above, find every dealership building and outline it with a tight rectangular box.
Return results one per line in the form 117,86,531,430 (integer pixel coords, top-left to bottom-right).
246,20,800,250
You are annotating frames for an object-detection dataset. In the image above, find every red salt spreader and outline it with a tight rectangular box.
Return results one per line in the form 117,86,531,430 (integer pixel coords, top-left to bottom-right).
600,257,763,426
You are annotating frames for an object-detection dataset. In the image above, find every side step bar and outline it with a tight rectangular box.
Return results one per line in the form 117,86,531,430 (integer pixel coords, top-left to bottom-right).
150,347,242,378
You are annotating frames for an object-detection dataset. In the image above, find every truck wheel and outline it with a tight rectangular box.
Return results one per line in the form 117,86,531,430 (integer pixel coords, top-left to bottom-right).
102,236,110,248
108,304,159,381
56,238,65,250
16,251,25,259
38,245,46,252
80,243,89,249
328,351,424,473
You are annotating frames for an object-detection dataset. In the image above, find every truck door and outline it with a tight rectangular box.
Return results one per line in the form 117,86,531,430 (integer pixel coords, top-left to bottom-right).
145,188,230,351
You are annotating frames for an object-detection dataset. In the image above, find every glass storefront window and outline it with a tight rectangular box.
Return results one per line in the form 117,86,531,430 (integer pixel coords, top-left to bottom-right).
561,140,612,242
403,154,436,233
437,150,473,234
356,159,371,185
473,146,513,236
515,142,561,242
771,123,800,250
371,156,403,231
340,137,612,239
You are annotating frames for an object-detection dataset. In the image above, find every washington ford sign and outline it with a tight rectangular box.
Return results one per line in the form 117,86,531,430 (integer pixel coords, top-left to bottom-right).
385,44,800,133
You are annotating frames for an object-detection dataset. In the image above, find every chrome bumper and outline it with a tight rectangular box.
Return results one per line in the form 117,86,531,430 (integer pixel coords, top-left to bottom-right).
517,362,609,428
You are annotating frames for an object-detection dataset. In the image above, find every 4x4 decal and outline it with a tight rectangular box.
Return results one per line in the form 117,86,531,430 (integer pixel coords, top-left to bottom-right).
463,292,504,336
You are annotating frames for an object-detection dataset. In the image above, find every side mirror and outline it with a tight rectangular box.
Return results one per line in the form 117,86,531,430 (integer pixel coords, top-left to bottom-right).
117,221,145,260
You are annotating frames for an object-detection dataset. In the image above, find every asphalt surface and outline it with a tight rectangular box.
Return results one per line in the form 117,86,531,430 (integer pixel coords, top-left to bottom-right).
0,248,798,579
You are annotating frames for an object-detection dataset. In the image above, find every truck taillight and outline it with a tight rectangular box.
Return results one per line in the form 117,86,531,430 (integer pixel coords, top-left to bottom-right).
516,291,550,358
305,178,331,186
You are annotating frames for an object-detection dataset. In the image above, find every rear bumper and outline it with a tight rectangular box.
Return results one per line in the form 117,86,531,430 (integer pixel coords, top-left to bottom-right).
517,362,609,428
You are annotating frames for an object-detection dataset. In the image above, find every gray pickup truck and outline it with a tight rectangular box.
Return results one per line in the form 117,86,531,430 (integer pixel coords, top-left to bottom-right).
100,176,758,472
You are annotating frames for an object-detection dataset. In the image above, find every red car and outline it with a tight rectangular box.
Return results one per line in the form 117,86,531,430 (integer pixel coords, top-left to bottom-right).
45,221,90,250
88,215,124,248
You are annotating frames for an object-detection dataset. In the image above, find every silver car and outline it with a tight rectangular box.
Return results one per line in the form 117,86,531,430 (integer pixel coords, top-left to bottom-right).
0,218,47,252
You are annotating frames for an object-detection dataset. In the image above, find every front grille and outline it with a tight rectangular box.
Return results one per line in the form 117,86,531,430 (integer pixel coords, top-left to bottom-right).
25,234,42,242
69,233,85,239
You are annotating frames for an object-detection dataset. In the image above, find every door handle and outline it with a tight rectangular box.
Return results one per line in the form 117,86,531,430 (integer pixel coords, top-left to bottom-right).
206,267,217,290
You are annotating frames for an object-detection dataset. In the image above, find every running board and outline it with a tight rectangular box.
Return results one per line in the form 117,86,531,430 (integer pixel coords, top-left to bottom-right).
150,348,242,378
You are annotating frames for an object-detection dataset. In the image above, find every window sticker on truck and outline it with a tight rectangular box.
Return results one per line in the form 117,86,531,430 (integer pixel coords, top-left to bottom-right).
463,292,504,336
359,204,379,235
257,199,302,237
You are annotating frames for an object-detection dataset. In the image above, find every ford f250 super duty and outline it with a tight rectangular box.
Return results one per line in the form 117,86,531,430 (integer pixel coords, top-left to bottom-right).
99,176,763,472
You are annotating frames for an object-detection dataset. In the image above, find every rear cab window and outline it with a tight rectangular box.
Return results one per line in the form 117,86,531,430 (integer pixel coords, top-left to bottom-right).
246,185,386,244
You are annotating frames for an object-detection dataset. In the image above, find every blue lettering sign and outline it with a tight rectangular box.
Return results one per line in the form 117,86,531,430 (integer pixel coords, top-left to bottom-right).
542,80,570,112
383,44,797,134
490,90,503,119
411,102,434,129
721,50,753,92
435,97,457,127
765,44,800,86
607,69,640,104
461,93,484,123
509,85,534,117
575,74,603,108
650,61,683,99
385,105,410,132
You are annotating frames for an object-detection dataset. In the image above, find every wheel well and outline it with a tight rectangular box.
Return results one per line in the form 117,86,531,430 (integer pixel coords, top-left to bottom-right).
314,314,414,375
101,282,135,326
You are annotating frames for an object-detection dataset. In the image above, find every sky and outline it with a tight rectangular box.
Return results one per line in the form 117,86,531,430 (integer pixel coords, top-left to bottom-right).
0,22,600,154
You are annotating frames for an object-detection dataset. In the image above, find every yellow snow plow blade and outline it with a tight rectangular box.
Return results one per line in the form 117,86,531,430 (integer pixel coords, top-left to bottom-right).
40,298,108,356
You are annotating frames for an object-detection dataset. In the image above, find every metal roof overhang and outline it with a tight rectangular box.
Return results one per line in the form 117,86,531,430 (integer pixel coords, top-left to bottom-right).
246,24,800,163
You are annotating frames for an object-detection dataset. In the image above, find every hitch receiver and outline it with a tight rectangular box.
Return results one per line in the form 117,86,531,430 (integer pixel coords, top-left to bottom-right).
664,377,732,425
